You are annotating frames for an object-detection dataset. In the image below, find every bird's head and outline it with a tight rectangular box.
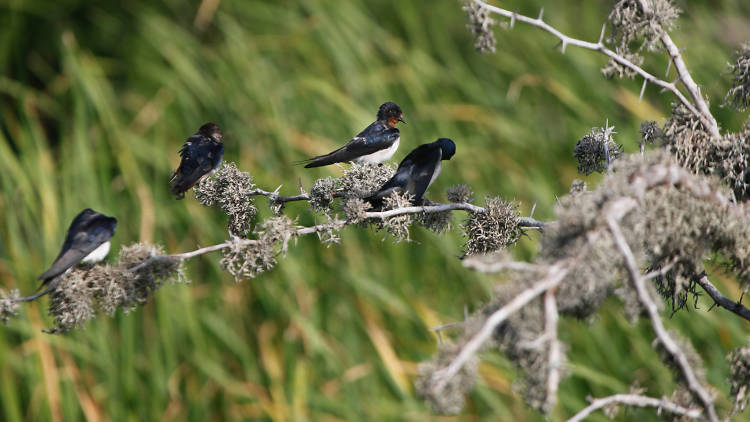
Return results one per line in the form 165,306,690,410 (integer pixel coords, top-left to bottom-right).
377,102,406,127
436,138,456,160
198,122,223,141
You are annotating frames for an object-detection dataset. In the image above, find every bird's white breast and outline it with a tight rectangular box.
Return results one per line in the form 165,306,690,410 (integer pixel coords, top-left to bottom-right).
81,241,111,264
355,138,400,164
428,160,442,189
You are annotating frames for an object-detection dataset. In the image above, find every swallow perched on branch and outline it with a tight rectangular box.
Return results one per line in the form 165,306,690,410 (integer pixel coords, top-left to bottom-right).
17,208,117,302
301,102,406,168
169,122,224,199
365,138,456,208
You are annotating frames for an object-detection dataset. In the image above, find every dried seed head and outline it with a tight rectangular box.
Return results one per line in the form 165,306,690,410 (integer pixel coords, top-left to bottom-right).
573,124,623,175
640,120,664,145
195,162,257,235
462,197,521,256
446,184,473,203
0,289,20,324
724,42,750,112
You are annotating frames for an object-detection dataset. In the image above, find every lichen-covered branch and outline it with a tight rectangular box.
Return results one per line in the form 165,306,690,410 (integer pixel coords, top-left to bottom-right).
608,214,718,422
566,394,703,422
427,260,571,394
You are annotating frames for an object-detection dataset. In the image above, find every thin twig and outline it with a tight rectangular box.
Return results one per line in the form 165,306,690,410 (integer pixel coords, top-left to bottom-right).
248,187,311,204
696,275,750,322
607,205,718,422
566,393,703,422
471,0,720,139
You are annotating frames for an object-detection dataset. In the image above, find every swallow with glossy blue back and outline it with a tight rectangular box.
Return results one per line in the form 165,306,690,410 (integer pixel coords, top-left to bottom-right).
17,208,117,301
365,138,456,209
301,102,406,168
169,122,224,199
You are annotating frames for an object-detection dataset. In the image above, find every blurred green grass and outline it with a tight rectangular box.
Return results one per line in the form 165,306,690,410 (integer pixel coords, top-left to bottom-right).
1,0,749,420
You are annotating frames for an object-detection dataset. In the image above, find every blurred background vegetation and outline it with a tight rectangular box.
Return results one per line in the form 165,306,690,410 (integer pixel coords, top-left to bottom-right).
1,0,749,420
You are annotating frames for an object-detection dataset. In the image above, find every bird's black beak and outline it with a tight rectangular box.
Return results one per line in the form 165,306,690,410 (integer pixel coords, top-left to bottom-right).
398,117,407,124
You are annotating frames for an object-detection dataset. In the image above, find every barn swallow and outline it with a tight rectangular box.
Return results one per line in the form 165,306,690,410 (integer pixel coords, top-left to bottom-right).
169,122,224,199
301,102,406,168
17,208,117,302
365,138,456,209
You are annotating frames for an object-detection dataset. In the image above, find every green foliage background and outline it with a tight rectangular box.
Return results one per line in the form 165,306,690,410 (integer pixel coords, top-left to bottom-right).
1,0,749,420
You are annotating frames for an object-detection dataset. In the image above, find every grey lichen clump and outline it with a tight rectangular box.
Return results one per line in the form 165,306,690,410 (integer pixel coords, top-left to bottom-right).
45,243,184,334
220,216,296,282
377,191,415,242
342,198,370,223
728,341,750,416
654,329,707,388
0,289,20,324
493,280,568,413
462,0,496,54
338,162,395,199
662,104,750,201
195,162,257,235
416,340,479,415
309,177,336,212
446,184,473,203
416,209,453,235
573,124,623,175
462,197,521,256
604,0,680,77
725,42,750,112
309,163,394,215
640,120,664,146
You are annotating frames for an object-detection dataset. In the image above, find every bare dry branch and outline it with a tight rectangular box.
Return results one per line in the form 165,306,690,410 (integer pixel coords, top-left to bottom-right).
566,393,703,422
471,0,720,139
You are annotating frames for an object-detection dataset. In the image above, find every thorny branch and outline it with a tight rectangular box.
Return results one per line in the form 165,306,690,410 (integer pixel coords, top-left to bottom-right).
566,394,703,422
470,0,721,139
696,275,750,322
633,0,719,137
607,204,719,422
